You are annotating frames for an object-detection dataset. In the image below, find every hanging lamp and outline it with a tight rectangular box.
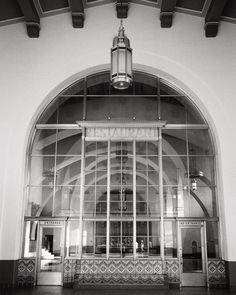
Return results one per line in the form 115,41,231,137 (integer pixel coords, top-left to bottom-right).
110,20,133,90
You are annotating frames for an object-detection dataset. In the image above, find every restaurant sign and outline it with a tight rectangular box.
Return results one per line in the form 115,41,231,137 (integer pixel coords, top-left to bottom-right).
85,127,159,141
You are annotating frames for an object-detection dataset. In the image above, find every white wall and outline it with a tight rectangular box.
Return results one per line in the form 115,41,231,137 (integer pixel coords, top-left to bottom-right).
0,3,236,260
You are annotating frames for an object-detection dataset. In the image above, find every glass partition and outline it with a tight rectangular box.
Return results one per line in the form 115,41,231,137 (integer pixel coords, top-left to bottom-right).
25,71,219,261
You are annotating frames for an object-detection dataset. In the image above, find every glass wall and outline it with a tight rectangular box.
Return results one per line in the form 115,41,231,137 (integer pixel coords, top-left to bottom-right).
24,71,219,260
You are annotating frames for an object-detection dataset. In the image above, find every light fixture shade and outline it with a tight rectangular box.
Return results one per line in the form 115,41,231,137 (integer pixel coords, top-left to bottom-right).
111,21,133,90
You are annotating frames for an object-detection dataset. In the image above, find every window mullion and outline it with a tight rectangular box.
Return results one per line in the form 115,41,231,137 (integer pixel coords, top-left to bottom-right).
159,128,164,261
106,139,111,259
78,127,85,258
52,129,59,217
133,139,136,259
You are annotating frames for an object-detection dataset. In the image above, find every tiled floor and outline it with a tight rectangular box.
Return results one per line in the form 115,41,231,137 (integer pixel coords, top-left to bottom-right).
0,287,235,295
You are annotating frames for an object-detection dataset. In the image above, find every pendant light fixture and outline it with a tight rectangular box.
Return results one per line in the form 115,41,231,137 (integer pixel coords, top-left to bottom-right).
188,148,204,191
111,20,133,90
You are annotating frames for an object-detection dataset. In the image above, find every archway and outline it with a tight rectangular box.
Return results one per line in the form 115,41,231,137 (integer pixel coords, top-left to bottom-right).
22,70,220,287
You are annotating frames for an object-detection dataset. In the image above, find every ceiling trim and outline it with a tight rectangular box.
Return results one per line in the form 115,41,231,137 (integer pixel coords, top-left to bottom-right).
17,0,41,37
69,0,85,28
40,7,70,17
116,0,129,18
202,0,212,17
0,1,235,29
0,17,24,27
160,0,176,28
175,7,203,17
205,0,229,37
221,16,236,24
33,0,43,16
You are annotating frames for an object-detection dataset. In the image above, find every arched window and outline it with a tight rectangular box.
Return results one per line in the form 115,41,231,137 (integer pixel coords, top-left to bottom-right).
23,71,219,261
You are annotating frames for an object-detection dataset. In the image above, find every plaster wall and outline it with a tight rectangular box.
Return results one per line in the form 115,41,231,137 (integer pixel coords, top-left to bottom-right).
0,4,236,261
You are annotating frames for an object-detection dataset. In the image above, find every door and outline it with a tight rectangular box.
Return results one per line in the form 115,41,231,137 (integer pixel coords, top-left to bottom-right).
179,221,206,286
37,222,65,285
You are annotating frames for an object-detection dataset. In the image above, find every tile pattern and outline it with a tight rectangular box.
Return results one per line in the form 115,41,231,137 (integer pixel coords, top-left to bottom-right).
63,259,78,286
74,259,166,287
17,259,35,287
208,260,226,287
165,260,180,284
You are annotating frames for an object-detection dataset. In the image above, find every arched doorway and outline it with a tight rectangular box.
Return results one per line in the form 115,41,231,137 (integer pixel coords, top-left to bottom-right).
22,71,220,287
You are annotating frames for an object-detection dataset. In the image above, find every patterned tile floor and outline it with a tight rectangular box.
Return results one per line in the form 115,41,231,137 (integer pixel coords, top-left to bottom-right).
0,287,235,295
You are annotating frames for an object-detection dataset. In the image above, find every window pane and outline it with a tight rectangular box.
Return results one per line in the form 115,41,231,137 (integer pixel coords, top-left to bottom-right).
147,142,158,155
206,221,219,258
85,156,96,170
164,221,177,258
82,221,94,257
188,186,217,217
163,156,188,186
84,186,95,217
188,156,215,185
136,142,146,155
122,221,133,256
23,221,38,257
95,221,106,257
67,221,80,257
97,142,108,155
96,171,107,185
149,221,160,257
85,142,96,155
96,186,107,216
57,130,82,155
162,129,187,155
87,72,110,95
136,222,147,257
163,186,185,217
56,156,81,186
182,186,216,217
54,186,80,216
58,97,84,124
96,156,107,171
86,97,157,121
61,79,84,95
188,129,213,155
110,221,121,258
148,186,160,216
30,156,55,186
147,156,158,171
186,103,205,124
110,237,121,258
38,101,58,124
137,187,147,216
161,97,186,124
110,221,121,236
28,186,53,217
31,130,56,155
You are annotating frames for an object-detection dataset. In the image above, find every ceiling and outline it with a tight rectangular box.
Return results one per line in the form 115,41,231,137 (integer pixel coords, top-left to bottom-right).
0,0,235,38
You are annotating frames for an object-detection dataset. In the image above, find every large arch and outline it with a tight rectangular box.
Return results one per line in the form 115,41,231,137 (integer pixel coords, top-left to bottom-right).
20,69,222,287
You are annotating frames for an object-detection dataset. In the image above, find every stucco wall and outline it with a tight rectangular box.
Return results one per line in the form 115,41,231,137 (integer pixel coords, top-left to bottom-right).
0,3,236,261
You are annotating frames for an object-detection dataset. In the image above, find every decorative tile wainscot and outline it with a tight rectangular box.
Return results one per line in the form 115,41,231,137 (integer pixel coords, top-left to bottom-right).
17,258,36,287
208,259,226,288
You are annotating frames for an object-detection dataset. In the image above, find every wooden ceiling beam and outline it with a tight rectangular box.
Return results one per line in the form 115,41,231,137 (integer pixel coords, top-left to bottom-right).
69,0,84,28
205,0,229,37
160,0,176,28
116,0,129,19
17,0,40,38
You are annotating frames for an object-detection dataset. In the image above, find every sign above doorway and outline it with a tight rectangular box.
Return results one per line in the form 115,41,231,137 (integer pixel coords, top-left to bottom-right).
77,121,166,141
